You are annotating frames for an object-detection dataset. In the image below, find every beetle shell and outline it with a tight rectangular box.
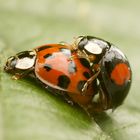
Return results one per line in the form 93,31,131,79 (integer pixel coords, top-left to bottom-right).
35,44,97,105
99,46,132,108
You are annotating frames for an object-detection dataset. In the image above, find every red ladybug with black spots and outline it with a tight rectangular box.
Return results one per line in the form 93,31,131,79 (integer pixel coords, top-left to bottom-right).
72,36,132,110
4,43,98,109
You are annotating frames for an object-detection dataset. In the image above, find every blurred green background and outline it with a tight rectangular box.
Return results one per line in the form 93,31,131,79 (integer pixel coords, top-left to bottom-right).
0,0,140,140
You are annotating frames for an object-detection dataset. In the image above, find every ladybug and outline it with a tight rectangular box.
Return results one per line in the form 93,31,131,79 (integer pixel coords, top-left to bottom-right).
72,36,132,110
4,44,98,109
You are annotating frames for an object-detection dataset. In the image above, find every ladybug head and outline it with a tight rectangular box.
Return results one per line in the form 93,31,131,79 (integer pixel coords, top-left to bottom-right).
75,36,110,63
4,51,36,74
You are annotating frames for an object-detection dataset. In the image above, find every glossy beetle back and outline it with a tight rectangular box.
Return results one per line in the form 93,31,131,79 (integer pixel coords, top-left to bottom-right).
99,45,132,109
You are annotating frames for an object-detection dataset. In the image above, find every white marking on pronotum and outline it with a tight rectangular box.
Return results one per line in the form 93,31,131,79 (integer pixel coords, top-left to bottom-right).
84,41,102,54
15,57,35,69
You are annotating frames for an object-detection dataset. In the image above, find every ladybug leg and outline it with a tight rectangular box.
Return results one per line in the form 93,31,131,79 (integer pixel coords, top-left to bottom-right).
12,67,34,80
44,86,74,105
85,87,109,113
81,68,100,95
91,85,109,111
98,86,108,110
58,91,74,105
59,42,77,51
68,51,88,61
55,90,74,105
63,93,74,105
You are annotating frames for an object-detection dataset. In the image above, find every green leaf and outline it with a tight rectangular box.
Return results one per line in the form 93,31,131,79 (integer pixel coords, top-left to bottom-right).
0,0,140,140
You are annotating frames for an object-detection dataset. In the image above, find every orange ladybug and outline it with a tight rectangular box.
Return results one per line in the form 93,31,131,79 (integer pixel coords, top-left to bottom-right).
4,44,98,109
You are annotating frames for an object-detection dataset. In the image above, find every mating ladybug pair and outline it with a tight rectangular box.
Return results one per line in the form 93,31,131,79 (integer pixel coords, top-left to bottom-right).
4,36,132,113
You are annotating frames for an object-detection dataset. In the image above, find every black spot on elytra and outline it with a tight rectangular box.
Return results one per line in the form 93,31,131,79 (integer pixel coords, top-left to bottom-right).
79,58,90,69
77,80,86,92
44,64,52,71
57,75,70,89
43,53,55,59
83,72,90,79
59,48,71,57
37,45,52,52
68,61,77,74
